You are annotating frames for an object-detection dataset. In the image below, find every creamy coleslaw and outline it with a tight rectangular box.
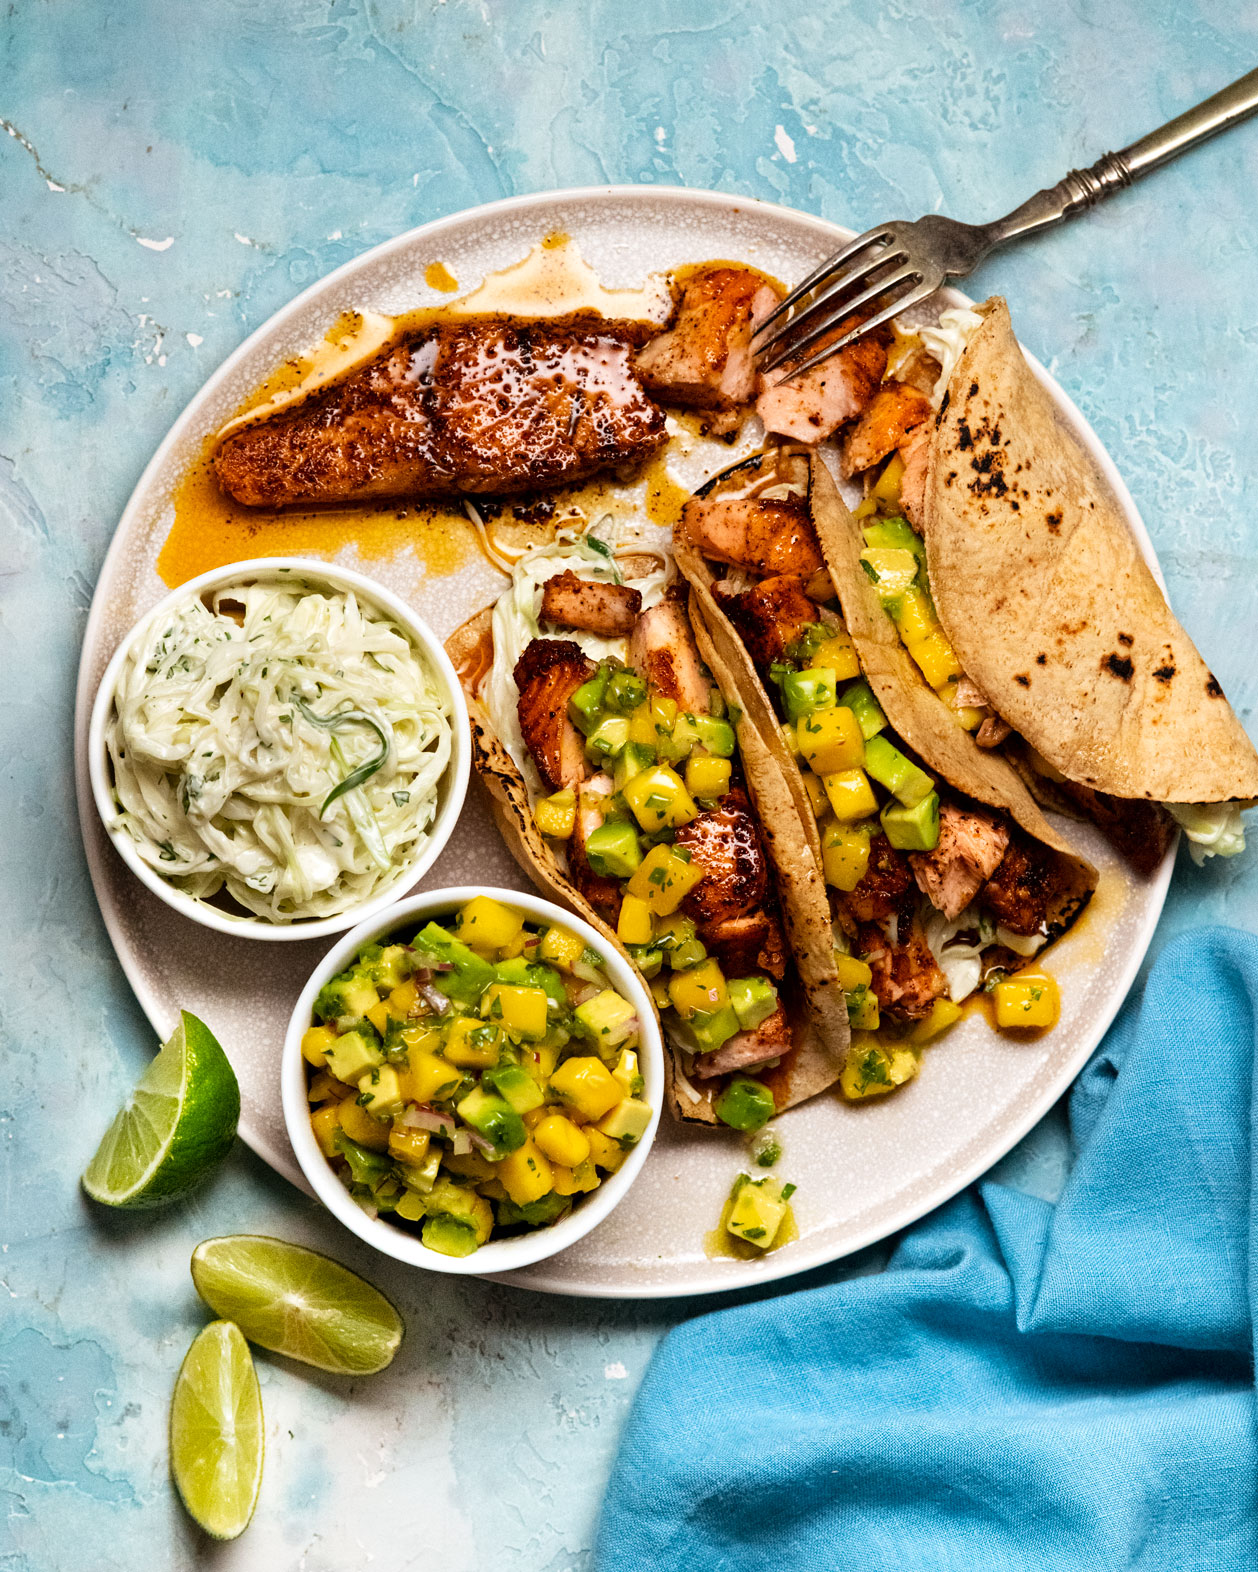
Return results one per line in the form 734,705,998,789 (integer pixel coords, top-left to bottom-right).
105,578,452,922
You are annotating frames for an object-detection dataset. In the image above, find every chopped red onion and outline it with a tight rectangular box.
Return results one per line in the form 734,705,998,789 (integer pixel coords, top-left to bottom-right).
418,982,451,1014
402,1105,457,1138
466,1131,496,1157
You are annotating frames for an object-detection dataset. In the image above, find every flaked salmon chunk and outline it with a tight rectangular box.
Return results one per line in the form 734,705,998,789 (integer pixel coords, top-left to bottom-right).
910,801,1009,921
757,314,889,444
540,571,642,637
682,496,824,579
636,267,781,409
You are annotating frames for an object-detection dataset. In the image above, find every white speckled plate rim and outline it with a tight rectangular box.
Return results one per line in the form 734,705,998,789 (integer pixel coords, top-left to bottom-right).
73,186,1171,1298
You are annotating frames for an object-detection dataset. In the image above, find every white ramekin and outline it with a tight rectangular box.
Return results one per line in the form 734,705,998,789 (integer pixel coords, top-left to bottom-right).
88,556,470,942
281,886,663,1275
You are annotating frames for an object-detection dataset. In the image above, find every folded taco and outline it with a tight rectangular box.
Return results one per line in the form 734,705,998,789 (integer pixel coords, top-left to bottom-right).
446,532,848,1128
826,296,1258,871
676,450,1096,1097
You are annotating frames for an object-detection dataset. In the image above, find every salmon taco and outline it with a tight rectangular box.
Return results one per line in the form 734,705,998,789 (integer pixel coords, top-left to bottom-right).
803,296,1258,872
676,449,1096,1098
446,531,848,1129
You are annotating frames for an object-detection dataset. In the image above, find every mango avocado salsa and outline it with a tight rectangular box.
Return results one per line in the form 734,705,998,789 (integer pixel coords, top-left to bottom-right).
303,896,652,1257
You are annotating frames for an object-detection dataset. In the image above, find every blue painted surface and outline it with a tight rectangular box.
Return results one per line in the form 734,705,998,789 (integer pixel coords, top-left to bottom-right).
3,4,1258,1566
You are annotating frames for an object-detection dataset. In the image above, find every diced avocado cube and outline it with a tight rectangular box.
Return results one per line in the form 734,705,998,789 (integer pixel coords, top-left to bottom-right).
495,1192,573,1229
456,1086,528,1156
692,714,736,757
484,1064,546,1115
668,937,707,971
611,1049,643,1097
656,712,700,765
324,1028,385,1084
728,976,779,1031
846,986,881,1030
575,989,639,1047
859,546,919,610
313,970,381,1026
839,681,887,740
690,1003,742,1053
368,944,412,990
567,667,610,735
880,791,941,851
585,714,631,763
714,1077,775,1132
862,516,925,560
595,1097,653,1145
411,923,496,1003
780,666,838,722
585,817,643,878
864,735,934,807
726,1173,791,1248
332,1129,393,1188
613,741,657,793
421,1216,480,1256
357,1063,404,1119
604,667,647,714
626,942,664,978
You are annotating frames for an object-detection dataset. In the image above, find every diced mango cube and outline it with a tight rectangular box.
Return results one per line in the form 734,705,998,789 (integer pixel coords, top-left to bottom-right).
535,788,576,839
908,997,964,1044
801,771,829,818
498,1137,554,1205
894,586,938,646
444,1016,504,1068
622,764,699,833
301,1025,338,1067
533,1114,591,1168
399,1047,463,1105
307,1070,353,1105
667,958,728,1020
365,999,391,1037
337,1097,390,1150
552,1159,600,1196
822,822,871,892
992,972,1060,1030
823,768,879,821
549,1056,622,1121
907,629,963,689
685,754,732,801
617,894,654,947
480,984,550,1041
539,924,585,970
387,979,420,1020
585,1127,628,1173
310,1104,341,1157
388,1126,431,1165
810,632,862,681
833,952,873,993
798,706,864,776
456,895,525,951
626,843,706,916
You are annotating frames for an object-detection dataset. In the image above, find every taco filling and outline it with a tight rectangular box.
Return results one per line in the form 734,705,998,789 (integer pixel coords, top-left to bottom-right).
456,530,846,1129
812,301,1255,873
679,451,1093,1097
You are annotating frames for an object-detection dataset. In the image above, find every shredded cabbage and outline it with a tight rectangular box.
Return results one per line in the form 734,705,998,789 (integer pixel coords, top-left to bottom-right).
1168,802,1249,865
923,905,1046,1003
915,307,984,404
482,524,671,780
106,579,452,922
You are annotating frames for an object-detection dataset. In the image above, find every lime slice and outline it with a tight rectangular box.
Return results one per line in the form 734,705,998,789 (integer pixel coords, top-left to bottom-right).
83,1011,239,1208
191,1236,404,1375
170,1319,263,1540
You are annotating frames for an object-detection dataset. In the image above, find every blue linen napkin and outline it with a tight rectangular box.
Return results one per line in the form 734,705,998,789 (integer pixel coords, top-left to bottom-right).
597,928,1258,1570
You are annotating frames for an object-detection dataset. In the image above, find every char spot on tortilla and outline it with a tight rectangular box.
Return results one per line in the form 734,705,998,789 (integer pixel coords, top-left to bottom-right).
1103,653,1134,681
969,381,979,397
1117,632,1134,648
1045,509,1063,533
1014,673,1031,688
1207,676,1224,698
957,421,973,451
1035,653,1047,666
1153,664,1176,684
938,390,951,422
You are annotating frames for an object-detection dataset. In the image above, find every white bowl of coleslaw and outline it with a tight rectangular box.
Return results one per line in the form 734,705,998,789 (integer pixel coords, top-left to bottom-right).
88,557,470,941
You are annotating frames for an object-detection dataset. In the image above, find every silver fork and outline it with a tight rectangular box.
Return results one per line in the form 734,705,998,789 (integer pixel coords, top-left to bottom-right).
753,66,1258,382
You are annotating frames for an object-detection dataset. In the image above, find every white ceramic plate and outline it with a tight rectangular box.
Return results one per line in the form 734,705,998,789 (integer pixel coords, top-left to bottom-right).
74,186,1171,1298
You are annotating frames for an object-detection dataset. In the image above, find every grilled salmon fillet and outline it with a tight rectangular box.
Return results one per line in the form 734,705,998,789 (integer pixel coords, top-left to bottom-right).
979,833,1062,936
897,422,930,530
635,267,781,410
629,586,710,716
841,379,933,478
857,913,949,1020
540,570,642,638
513,638,594,793
681,496,824,579
214,320,668,508
693,1003,791,1079
674,788,770,931
712,574,818,673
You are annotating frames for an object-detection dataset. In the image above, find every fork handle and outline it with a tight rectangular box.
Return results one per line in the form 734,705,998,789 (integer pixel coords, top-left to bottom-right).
985,65,1258,249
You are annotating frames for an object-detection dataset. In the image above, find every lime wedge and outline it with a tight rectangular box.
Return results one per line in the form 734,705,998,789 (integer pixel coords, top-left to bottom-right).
191,1236,404,1375
170,1320,263,1539
83,1011,239,1208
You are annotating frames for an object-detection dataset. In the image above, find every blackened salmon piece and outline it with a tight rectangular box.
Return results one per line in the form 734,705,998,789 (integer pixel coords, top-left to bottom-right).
540,571,642,638
675,788,770,932
757,313,889,445
513,638,594,794
214,320,668,507
629,585,710,716
979,832,1061,936
682,496,824,579
1051,779,1176,878
857,914,949,1020
635,268,781,409
836,833,916,927
692,1003,792,1079
701,908,787,982
911,801,1010,921
711,574,818,673
841,379,933,477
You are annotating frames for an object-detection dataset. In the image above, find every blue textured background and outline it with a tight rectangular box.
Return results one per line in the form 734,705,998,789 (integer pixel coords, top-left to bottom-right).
4,4,1258,1567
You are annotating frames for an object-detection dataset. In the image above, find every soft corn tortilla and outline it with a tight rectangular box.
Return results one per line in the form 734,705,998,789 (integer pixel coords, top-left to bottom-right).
445,600,849,1127
923,297,1258,804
